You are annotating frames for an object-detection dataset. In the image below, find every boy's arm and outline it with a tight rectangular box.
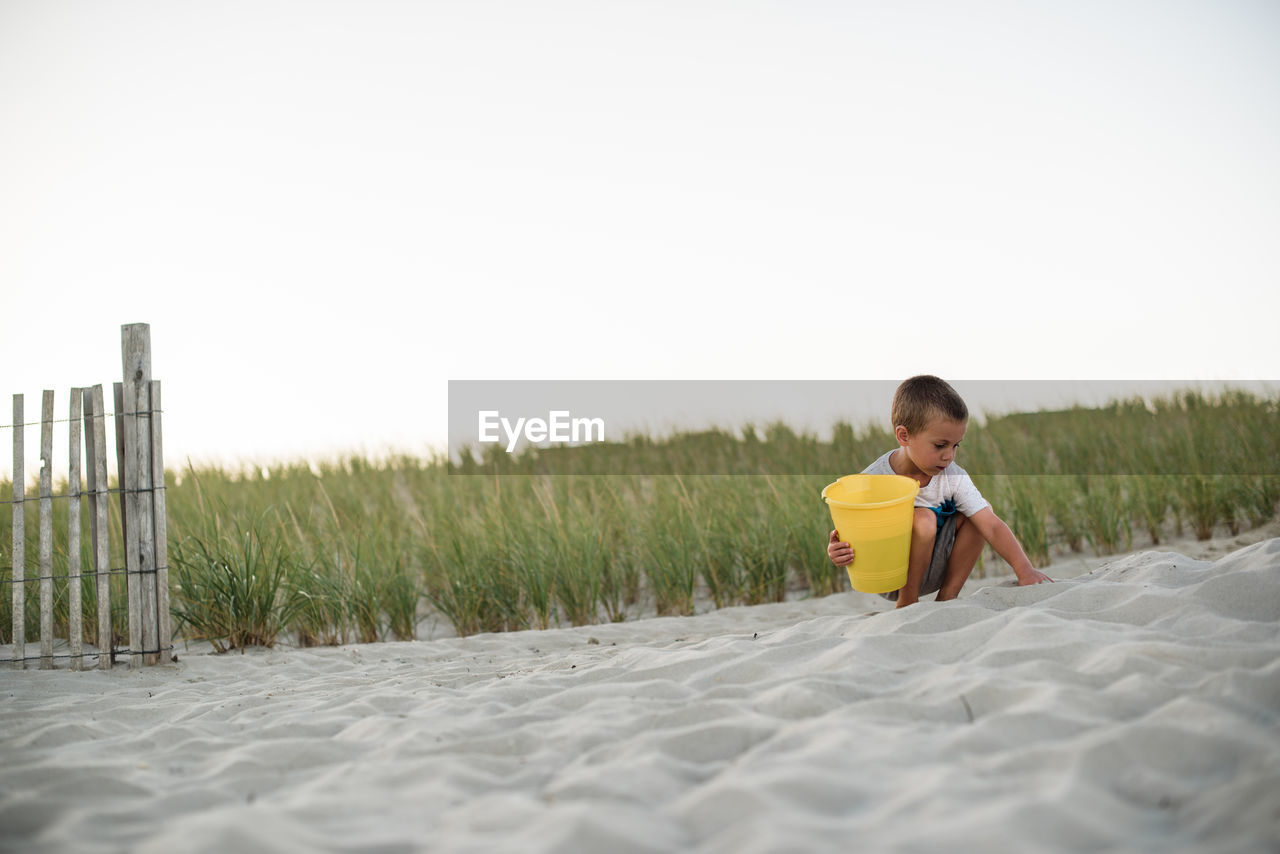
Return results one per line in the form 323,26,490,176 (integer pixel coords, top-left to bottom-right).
968,507,1052,585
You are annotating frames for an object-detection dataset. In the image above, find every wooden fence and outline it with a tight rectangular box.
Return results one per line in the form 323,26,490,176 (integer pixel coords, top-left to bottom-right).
3,323,171,670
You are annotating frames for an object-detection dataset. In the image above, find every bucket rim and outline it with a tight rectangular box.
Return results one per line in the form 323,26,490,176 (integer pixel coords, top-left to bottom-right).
821,474,920,510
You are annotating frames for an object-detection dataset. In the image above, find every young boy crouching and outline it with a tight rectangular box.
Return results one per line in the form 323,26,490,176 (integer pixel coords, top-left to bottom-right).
827,375,1052,609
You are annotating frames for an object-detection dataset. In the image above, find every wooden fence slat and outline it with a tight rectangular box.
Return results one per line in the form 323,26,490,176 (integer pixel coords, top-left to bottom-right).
69,389,83,671
122,324,157,666
150,381,171,664
39,390,54,669
116,380,142,670
11,394,24,670
113,382,126,556
86,385,111,669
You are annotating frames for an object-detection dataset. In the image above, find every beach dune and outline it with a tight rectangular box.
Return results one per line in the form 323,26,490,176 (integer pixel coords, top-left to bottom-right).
3,539,1278,853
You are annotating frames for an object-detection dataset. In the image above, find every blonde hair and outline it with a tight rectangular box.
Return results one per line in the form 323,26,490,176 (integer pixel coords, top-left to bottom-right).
891,375,968,435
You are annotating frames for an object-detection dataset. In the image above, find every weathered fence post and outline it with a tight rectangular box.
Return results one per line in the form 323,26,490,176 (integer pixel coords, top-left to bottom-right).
10,394,24,670
150,380,172,664
120,323,160,667
84,384,112,669
68,389,83,670
39,390,54,670
113,381,137,667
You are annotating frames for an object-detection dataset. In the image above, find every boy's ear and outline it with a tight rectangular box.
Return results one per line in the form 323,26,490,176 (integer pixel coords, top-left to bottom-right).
894,425,910,446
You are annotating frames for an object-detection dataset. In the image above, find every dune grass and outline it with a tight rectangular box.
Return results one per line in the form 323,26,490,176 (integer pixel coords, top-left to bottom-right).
1,389,1277,649
169,515,302,653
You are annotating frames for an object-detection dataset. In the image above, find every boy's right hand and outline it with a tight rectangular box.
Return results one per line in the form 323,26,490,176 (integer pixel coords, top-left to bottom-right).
828,529,854,567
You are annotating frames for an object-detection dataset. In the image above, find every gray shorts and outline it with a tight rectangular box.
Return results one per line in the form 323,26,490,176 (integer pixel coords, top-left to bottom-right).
880,513,959,602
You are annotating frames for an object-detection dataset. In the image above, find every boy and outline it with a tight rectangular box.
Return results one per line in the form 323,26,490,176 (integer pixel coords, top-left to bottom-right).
827,375,1052,609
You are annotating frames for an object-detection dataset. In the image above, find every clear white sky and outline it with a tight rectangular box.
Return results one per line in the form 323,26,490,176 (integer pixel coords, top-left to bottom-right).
2,0,1278,473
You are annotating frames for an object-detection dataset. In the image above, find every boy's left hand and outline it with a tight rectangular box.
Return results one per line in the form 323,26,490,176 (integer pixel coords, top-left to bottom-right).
1016,568,1053,585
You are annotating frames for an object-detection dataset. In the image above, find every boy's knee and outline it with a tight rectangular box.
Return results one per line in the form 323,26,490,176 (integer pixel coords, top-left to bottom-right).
912,508,937,542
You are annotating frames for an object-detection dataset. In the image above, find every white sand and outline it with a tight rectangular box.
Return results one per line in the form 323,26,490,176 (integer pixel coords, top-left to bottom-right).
3,537,1279,854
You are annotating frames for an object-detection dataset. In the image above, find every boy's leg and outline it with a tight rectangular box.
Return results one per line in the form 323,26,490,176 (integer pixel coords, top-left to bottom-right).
936,515,984,601
895,508,938,609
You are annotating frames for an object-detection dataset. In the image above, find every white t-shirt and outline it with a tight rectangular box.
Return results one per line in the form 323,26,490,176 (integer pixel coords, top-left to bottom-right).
861,449,990,516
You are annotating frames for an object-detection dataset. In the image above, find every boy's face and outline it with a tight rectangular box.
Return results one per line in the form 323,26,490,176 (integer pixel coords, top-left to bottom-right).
895,417,967,476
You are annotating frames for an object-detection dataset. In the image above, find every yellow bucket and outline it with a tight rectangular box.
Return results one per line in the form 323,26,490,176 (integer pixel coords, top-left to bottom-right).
822,474,920,594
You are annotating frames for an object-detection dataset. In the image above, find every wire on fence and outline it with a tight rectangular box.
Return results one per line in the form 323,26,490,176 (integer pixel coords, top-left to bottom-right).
0,566,169,585
0,484,166,507
1,645,176,665
0,408,162,431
